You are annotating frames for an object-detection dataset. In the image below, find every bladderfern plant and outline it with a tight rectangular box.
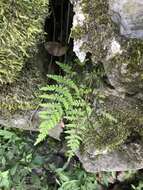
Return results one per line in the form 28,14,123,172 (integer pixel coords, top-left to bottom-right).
35,62,92,158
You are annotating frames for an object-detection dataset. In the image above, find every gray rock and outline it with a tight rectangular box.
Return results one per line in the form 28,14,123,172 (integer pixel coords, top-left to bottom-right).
70,0,143,172
82,89,143,172
0,111,63,140
104,53,143,94
71,0,87,62
77,141,143,172
109,0,143,38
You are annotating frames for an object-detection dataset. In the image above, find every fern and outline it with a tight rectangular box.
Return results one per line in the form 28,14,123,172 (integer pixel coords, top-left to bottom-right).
36,62,92,158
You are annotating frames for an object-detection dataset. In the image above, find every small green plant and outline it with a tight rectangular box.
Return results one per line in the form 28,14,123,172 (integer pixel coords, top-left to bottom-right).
132,182,143,190
0,171,10,189
55,165,99,190
36,62,92,158
50,164,117,190
0,128,52,189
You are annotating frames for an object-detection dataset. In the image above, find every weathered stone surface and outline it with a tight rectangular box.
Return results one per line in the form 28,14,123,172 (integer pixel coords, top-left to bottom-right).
0,111,63,140
71,0,143,172
71,0,87,62
109,0,143,38
83,89,143,155
104,41,143,94
77,141,143,172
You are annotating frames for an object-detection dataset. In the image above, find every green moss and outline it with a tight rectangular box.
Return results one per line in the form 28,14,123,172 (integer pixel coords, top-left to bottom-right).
105,39,143,93
0,0,48,84
72,0,115,61
83,117,129,153
111,39,143,67
0,59,45,117
81,90,143,154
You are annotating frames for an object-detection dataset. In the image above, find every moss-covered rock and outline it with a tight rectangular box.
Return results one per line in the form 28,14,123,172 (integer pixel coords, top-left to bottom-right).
0,0,50,117
83,89,143,154
71,0,143,171
0,0,48,84
0,56,45,117
104,40,143,94
71,0,115,62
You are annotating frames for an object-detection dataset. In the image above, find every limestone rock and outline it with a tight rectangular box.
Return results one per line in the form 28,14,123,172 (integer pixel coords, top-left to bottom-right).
71,0,87,62
106,38,122,60
109,0,143,39
0,111,63,140
83,89,143,157
77,141,143,172
71,0,143,172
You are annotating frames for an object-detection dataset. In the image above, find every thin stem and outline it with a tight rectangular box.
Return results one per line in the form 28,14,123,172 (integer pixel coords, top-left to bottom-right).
66,2,70,44
60,0,63,42
64,1,71,63
51,1,56,41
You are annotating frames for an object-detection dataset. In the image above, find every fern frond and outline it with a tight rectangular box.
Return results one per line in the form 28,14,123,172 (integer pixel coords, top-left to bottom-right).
47,74,79,94
35,121,53,145
39,102,59,108
56,61,72,74
35,110,62,145
65,129,82,158
36,63,92,158
40,84,60,91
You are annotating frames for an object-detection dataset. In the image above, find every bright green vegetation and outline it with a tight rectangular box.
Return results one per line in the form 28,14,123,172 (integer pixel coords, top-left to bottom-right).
0,0,48,115
0,127,143,190
36,62,92,158
0,0,48,84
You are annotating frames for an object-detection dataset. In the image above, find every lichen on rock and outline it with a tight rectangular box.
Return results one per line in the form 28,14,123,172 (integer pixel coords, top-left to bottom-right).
109,0,143,39
71,0,143,171
71,0,115,63
104,39,143,94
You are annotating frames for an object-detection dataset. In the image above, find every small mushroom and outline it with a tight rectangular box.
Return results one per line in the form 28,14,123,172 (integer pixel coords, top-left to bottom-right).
45,41,67,57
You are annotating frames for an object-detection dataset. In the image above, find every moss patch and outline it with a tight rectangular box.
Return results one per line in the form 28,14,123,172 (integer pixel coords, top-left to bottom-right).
82,90,143,153
72,0,116,62
0,0,48,84
0,58,46,117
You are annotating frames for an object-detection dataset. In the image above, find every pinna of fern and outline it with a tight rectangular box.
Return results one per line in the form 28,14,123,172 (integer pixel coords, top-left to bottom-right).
35,62,92,158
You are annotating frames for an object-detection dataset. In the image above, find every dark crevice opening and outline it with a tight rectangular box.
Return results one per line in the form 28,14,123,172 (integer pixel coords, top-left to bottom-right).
40,0,74,75
44,0,74,44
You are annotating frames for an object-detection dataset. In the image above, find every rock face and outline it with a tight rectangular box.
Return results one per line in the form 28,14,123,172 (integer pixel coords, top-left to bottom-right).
109,0,143,39
107,0,143,94
0,110,63,141
71,0,143,172
77,141,143,172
